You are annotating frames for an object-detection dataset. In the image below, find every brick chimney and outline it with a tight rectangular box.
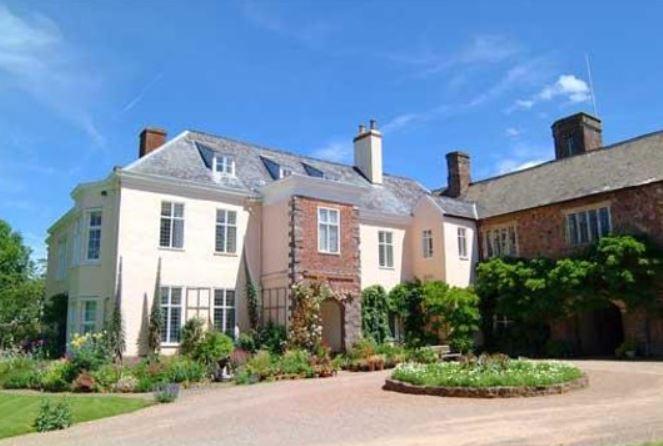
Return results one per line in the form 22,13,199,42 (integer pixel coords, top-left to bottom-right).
353,119,383,184
139,127,167,158
551,112,602,160
445,151,471,198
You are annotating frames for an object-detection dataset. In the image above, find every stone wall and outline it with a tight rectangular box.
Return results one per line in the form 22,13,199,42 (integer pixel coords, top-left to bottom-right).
289,195,362,349
478,181,663,259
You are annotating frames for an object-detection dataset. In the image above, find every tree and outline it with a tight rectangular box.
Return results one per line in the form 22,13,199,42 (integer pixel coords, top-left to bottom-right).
244,258,259,330
107,259,126,362
147,258,163,356
0,219,44,349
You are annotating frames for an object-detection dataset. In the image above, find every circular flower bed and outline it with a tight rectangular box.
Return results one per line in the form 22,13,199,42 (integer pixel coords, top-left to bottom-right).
384,354,587,398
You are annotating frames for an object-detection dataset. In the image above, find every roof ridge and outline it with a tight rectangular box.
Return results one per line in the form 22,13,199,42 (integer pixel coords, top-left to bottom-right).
469,128,663,187
185,129,420,183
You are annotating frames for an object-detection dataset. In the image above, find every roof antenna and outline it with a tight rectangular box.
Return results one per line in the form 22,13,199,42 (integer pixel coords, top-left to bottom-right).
585,53,598,116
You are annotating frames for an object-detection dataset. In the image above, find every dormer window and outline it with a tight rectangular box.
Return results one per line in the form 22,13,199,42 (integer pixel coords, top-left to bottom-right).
302,163,324,178
278,166,292,179
213,155,235,176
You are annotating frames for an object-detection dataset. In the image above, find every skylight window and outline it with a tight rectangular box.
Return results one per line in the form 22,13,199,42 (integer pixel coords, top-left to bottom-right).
213,154,235,176
261,156,292,180
302,163,324,178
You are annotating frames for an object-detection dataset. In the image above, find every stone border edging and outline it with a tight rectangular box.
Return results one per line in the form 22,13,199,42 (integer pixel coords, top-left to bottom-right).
383,374,588,398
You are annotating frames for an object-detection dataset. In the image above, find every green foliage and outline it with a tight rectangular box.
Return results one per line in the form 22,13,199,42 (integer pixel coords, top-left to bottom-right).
234,350,275,384
191,331,234,369
408,346,439,364
388,280,434,346
0,219,44,350
179,317,205,357
90,363,122,392
615,339,639,359
147,259,163,356
106,300,125,363
258,323,287,354
277,349,314,377
69,332,112,374
236,331,258,352
165,356,207,383
476,235,662,355
392,355,582,388
361,285,391,344
41,294,68,358
245,260,259,330
421,282,480,353
2,366,42,390
33,399,72,432
41,360,75,392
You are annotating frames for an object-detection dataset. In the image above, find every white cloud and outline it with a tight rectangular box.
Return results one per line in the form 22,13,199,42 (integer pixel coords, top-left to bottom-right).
509,74,591,112
310,141,352,163
0,4,103,144
505,127,521,138
496,158,546,175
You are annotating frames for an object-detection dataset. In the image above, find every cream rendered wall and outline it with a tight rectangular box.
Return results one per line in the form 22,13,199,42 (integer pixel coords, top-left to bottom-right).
45,180,121,342
116,182,258,356
260,198,290,290
441,216,478,287
410,198,446,282
359,222,410,291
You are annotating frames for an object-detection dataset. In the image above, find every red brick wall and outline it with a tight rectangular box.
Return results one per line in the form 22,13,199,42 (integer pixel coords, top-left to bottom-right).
478,182,663,259
289,195,362,349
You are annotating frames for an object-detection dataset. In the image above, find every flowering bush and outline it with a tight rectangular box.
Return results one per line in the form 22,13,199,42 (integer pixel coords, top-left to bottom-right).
69,332,112,374
392,355,582,388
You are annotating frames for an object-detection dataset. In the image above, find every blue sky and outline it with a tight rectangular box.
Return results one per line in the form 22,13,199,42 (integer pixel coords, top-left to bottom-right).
2,1,663,262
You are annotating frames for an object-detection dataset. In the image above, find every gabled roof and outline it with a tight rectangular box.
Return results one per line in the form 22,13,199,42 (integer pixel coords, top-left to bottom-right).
123,130,442,217
459,130,663,218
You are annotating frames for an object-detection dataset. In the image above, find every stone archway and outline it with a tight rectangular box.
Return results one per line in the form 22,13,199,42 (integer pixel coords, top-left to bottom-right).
321,299,344,353
577,303,624,356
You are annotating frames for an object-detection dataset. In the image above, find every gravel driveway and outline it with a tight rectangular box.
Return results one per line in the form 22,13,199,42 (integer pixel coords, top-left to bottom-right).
3,360,663,446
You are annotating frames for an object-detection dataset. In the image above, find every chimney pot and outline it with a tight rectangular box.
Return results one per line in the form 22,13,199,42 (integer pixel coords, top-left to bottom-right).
358,124,366,134
369,119,377,130
139,127,167,158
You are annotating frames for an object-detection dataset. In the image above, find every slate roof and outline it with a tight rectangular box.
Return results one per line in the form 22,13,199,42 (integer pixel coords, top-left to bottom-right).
124,130,448,217
458,130,663,218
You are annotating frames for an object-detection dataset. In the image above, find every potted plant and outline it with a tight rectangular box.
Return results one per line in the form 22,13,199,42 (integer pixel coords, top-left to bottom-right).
615,339,638,359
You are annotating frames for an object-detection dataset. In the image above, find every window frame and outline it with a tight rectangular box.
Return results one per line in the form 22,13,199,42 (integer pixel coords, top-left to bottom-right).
565,203,612,247
213,288,236,338
317,207,340,254
457,227,468,259
215,209,238,254
160,286,183,345
84,209,102,262
213,154,235,177
482,223,518,259
159,201,185,249
78,298,99,335
422,229,433,258
378,230,394,269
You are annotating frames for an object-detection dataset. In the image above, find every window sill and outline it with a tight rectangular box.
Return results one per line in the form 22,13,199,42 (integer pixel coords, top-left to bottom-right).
80,260,101,266
318,251,341,256
158,246,185,252
459,256,470,261
161,342,180,348
214,252,238,257
379,266,395,271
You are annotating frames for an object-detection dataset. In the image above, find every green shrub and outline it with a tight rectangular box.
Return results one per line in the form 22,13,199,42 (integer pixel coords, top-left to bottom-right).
375,343,409,368
191,331,234,369
236,331,258,353
258,323,287,354
180,318,205,357
90,363,122,392
361,285,391,344
277,349,313,377
346,338,377,360
615,339,639,359
131,360,167,392
33,399,72,432
234,350,275,384
41,360,74,392
409,347,438,364
69,332,112,374
154,383,180,403
389,280,433,346
2,366,42,389
165,356,207,383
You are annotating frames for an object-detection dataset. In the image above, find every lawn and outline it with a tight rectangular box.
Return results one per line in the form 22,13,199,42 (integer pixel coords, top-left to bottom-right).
0,392,151,439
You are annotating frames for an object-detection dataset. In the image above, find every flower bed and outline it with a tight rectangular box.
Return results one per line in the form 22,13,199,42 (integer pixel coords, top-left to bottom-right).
385,354,587,398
